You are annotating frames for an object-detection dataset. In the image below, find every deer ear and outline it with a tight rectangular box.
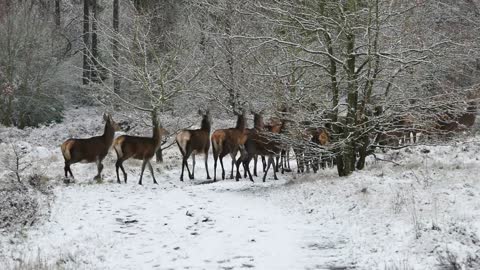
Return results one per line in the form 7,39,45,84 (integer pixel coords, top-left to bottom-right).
103,113,109,121
160,128,169,136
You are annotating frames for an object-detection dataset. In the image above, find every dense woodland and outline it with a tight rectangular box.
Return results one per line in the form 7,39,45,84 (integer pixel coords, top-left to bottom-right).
1,0,480,178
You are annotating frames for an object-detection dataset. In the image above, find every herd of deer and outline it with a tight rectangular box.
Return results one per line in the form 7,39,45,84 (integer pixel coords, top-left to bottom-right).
60,110,330,185
60,100,477,185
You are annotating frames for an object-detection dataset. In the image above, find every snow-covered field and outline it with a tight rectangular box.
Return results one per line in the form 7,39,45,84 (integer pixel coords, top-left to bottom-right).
1,108,480,269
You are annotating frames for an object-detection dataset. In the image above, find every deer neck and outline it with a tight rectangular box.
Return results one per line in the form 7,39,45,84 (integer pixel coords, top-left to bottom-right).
235,115,246,130
201,118,211,133
152,126,163,150
103,121,115,146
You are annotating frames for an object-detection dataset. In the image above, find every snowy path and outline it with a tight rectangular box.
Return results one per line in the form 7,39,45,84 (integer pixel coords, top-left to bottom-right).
10,167,349,270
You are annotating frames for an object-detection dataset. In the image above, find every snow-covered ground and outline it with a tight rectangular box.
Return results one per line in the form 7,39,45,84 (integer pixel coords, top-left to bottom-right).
1,108,480,269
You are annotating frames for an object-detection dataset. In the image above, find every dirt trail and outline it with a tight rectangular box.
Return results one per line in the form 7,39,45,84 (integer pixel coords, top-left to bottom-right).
9,174,342,269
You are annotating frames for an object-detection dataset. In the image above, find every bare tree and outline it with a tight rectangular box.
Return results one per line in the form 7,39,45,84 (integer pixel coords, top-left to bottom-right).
89,5,202,161
90,0,99,82
112,0,120,93
82,0,90,85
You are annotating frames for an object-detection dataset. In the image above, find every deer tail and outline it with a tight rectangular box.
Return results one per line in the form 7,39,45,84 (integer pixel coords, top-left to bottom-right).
211,136,223,159
61,140,74,161
175,131,190,157
113,136,125,158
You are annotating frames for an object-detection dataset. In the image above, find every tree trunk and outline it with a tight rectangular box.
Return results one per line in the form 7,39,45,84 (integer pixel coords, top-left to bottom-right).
151,109,164,163
224,2,237,113
339,0,359,177
82,0,90,85
54,0,60,27
113,0,120,93
133,0,141,13
91,0,98,82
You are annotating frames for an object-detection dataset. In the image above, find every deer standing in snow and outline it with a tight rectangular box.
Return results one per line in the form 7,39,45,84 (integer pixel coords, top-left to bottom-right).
176,110,212,181
237,119,284,182
113,111,167,185
60,113,121,180
211,111,248,181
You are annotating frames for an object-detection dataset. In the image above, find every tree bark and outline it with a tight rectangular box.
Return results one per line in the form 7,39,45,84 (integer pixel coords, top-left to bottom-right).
55,0,60,27
91,0,98,82
113,0,120,93
339,0,359,177
224,2,237,113
82,0,90,85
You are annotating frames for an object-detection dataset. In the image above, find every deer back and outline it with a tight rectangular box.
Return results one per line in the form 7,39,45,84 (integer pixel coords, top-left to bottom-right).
61,113,120,163
115,126,167,161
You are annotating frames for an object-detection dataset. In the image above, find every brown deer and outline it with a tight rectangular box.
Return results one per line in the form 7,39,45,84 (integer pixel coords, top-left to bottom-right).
308,127,330,172
264,117,284,173
435,101,477,134
176,110,212,181
61,113,121,180
244,112,265,177
211,111,248,181
113,112,167,185
237,120,284,182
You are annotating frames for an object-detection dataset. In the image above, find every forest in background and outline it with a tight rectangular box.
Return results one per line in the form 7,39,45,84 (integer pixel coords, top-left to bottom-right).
1,0,480,177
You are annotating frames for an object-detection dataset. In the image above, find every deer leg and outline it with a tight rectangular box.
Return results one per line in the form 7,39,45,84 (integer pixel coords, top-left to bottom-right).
235,157,243,181
190,154,196,180
229,152,236,180
184,148,194,179
181,156,192,181
272,155,278,180
148,161,158,184
286,149,292,172
180,157,186,181
245,155,254,182
70,168,74,178
119,161,127,183
263,156,273,182
262,156,266,172
138,160,148,185
64,161,70,178
94,159,104,181
252,155,257,177
205,152,211,180
115,160,122,184
220,157,225,180
178,141,188,181
64,161,75,179
213,155,218,181
275,155,280,173
295,149,303,173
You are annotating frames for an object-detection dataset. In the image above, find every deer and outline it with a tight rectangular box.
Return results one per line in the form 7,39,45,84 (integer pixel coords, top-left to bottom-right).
211,111,248,181
435,101,477,134
243,111,265,177
113,111,168,185
308,127,330,172
264,117,284,173
237,119,284,182
176,110,212,181
61,113,121,181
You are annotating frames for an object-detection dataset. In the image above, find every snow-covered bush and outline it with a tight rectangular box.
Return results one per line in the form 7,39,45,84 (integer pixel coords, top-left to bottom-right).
0,188,39,230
